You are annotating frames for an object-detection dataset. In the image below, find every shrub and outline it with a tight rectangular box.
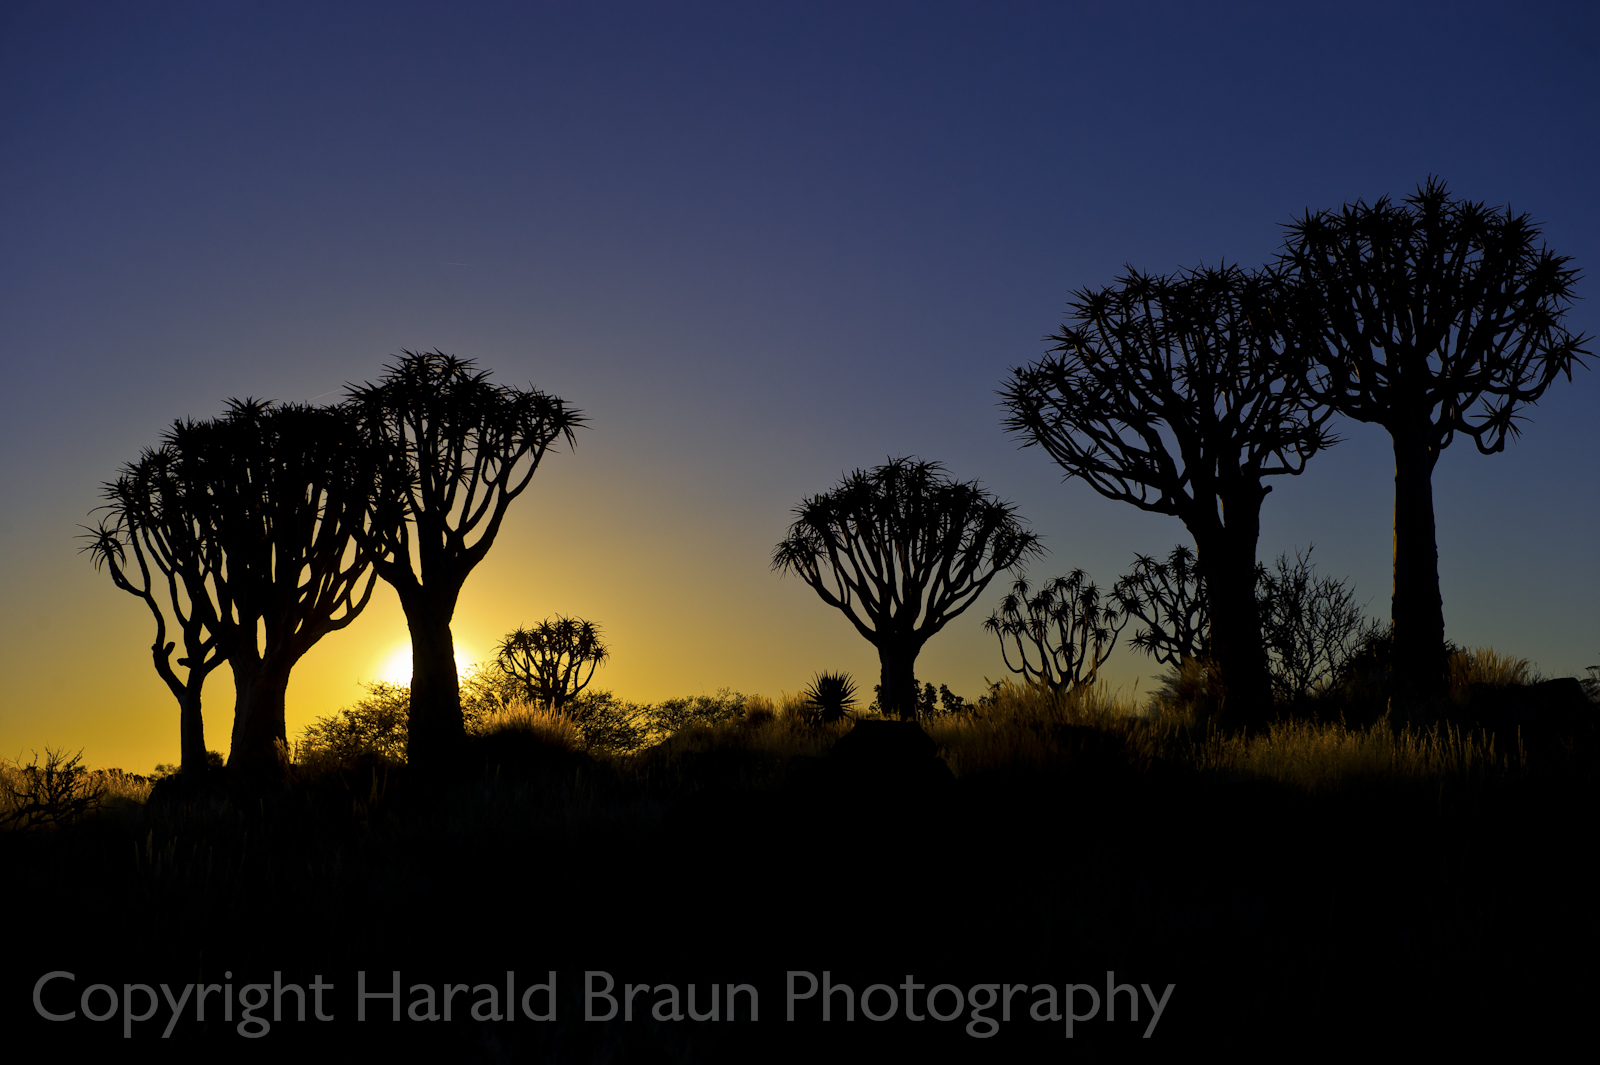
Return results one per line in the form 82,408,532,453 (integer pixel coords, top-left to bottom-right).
563,689,652,755
801,671,858,724
477,701,585,751
1257,547,1384,706
644,688,753,740
296,682,410,766
1447,647,1539,699
1,749,108,831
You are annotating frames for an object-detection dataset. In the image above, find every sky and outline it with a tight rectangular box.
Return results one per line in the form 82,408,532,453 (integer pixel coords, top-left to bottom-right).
1,1,1596,773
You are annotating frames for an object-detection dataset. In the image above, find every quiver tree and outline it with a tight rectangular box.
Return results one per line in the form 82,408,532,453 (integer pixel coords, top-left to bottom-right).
1001,265,1335,730
1282,178,1590,702
494,616,609,710
773,457,1042,720
984,571,1128,694
83,445,227,777
1113,545,1208,668
168,400,379,771
348,352,582,766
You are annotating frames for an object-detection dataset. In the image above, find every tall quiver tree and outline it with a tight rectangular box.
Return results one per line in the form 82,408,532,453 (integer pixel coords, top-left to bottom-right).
171,400,379,771
84,445,228,777
773,457,1042,720
1001,265,1334,729
1283,179,1591,702
347,352,582,767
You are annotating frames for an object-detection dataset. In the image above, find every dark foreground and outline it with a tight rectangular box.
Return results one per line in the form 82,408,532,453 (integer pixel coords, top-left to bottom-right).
2,721,1591,1060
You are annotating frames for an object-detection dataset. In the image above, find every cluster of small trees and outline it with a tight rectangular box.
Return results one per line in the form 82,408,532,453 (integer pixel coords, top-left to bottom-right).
87,352,581,775
777,181,1588,729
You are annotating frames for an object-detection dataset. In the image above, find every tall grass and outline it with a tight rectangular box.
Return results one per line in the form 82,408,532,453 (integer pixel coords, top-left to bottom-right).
1448,646,1539,698
478,700,586,751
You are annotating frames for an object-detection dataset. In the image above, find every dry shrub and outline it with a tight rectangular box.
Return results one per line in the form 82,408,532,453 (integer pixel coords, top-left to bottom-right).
1,750,115,830
1448,647,1538,701
478,701,585,752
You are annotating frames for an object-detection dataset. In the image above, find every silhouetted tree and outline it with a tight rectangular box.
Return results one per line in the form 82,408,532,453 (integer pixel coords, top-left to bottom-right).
84,445,227,777
773,457,1041,719
1282,179,1590,701
495,616,610,710
347,352,582,767
166,400,379,770
1113,545,1208,668
1001,265,1335,729
984,571,1127,694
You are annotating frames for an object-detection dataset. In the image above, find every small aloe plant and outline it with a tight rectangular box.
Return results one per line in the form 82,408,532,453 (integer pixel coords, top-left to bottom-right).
803,672,858,725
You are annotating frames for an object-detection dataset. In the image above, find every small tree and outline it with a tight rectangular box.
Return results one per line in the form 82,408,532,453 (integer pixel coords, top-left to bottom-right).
773,457,1041,720
985,571,1128,694
1001,265,1335,729
494,616,610,710
1282,178,1590,701
1112,545,1208,668
347,352,582,767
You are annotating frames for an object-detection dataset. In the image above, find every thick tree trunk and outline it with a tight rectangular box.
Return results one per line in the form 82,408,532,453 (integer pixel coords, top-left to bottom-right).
228,659,293,774
1193,495,1273,732
876,640,921,721
179,682,208,776
401,583,466,768
1390,429,1447,704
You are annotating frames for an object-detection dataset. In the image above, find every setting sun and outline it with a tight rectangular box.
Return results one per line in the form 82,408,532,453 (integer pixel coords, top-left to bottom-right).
374,644,480,685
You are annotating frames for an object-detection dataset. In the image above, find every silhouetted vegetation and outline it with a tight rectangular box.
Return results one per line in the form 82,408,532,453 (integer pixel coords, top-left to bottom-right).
1282,178,1591,701
1001,265,1336,730
1113,545,1208,667
773,457,1041,719
1257,546,1384,708
87,400,379,774
53,179,1593,1052
801,671,858,724
984,570,1127,693
347,351,582,768
494,616,610,710
7,667,1593,1053
0,749,106,830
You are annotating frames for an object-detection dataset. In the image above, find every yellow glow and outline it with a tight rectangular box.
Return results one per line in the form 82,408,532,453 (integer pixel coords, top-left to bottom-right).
373,643,479,685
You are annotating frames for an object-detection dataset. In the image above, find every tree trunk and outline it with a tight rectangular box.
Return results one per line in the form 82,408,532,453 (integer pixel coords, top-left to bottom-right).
1194,494,1273,732
228,658,293,774
1390,428,1447,704
179,681,208,776
401,583,466,768
876,640,921,721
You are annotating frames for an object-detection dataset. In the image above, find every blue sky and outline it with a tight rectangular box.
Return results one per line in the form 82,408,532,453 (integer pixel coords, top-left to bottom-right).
2,1,1595,770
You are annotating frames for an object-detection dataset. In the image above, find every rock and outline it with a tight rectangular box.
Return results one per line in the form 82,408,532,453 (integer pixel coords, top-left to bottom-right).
827,719,954,791
1462,677,1596,749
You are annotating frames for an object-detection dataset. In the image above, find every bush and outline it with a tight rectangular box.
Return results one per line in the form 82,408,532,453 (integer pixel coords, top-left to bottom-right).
563,689,652,754
801,671,858,725
1,749,108,831
644,688,753,740
1257,547,1384,706
296,682,410,766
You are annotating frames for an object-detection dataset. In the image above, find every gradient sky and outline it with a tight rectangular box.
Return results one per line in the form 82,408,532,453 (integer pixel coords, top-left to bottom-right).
2,1,1596,773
